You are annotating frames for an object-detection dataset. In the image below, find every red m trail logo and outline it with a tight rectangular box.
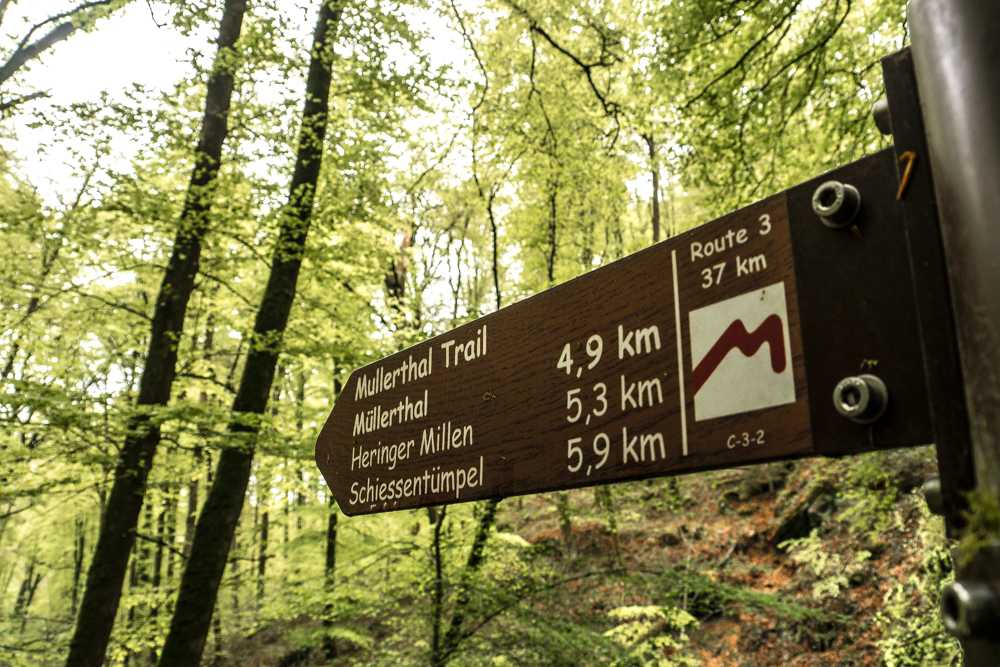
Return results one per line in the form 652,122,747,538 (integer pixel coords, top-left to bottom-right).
688,283,796,421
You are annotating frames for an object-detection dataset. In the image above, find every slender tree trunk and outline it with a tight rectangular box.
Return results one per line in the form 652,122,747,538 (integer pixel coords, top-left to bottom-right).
435,499,499,666
433,149,510,663
230,513,241,616
71,518,85,615
123,556,138,667
66,3,247,664
158,5,341,663
13,557,41,631
186,317,216,559
643,133,661,243
322,364,342,658
429,506,447,664
164,486,178,581
324,498,338,590
256,492,269,606
128,497,154,665
149,494,167,663
322,495,339,658
184,459,201,559
545,179,558,284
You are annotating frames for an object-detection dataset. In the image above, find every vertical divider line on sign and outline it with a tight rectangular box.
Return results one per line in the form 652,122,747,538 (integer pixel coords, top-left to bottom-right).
671,249,689,456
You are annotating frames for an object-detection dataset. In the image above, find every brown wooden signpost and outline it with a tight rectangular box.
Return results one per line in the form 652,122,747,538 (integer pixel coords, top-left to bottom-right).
317,147,937,516
318,196,812,514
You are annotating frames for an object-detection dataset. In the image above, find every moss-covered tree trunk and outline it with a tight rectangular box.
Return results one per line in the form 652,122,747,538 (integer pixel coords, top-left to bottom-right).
157,3,341,664
64,2,247,664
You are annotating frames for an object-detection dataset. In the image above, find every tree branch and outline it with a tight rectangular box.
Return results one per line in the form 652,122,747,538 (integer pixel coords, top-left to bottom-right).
502,0,622,145
0,0,119,88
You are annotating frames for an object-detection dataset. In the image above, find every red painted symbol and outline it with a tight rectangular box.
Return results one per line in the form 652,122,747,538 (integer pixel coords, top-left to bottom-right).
688,282,795,422
691,314,786,395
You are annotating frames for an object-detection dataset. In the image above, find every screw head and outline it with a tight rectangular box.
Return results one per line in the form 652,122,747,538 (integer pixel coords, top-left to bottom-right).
812,180,862,228
833,374,888,424
942,581,1000,638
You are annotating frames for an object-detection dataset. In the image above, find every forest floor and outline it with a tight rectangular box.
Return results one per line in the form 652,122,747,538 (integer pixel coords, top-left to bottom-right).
222,446,956,666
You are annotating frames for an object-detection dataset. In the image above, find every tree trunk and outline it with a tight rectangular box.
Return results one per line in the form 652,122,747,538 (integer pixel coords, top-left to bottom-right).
545,179,558,284
436,499,499,666
256,492,269,607
158,4,341,664
429,506,447,665
322,495,339,658
0,1,126,89
65,3,248,664
71,518,85,615
324,497,338,590
150,493,167,663
643,133,661,243
164,486,178,581
13,557,41,631
123,555,138,666
230,513,241,616
184,459,201,560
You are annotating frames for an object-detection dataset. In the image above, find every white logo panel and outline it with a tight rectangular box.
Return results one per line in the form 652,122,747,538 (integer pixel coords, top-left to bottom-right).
689,282,795,421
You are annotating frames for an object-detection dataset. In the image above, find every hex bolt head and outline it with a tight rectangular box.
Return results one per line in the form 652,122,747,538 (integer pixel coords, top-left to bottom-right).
832,374,888,424
941,581,1000,638
872,97,892,135
812,180,862,228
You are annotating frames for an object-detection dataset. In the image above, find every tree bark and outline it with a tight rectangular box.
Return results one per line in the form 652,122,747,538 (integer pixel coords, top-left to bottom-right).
256,487,269,606
435,499,499,666
429,506,447,664
13,557,41,631
322,494,339,658
164,486,178,581
71,518,85,615
150,493,167,663
643,133,661,243
65,3,247,664
157,4,341,664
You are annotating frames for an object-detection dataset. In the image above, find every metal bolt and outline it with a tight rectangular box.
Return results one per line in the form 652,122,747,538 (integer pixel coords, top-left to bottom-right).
812,180,862,229
832,374,888,424
941,581,1000,638
922,477,944,516
872,96,892,135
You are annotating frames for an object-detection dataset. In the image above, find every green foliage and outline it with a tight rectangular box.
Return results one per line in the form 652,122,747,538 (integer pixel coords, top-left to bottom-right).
780,530,870,600
957,489,1000,568
875,494,961,667
651,566,843,627
835,451,909,538
604,605,698,667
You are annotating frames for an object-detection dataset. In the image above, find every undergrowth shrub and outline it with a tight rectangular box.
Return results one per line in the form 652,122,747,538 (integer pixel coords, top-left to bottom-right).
604,605,698,667
780,530,871,599
875,492,960,667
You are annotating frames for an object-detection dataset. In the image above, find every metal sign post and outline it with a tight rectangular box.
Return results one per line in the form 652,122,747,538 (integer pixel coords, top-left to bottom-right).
899,1,1000,662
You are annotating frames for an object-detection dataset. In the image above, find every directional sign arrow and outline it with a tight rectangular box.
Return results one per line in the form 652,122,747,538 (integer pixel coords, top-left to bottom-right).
316,150,936,515
317,191,814,515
